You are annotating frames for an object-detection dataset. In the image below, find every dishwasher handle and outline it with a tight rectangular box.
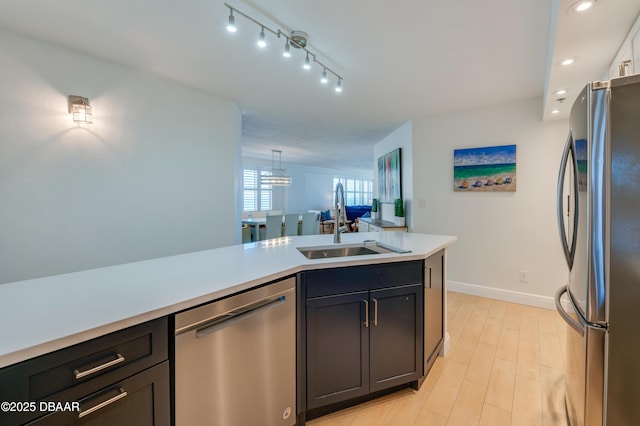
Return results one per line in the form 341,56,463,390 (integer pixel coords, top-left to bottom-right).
195,296,286,339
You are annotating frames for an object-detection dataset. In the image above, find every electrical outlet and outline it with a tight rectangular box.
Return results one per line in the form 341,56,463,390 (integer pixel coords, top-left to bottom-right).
519,270,529,283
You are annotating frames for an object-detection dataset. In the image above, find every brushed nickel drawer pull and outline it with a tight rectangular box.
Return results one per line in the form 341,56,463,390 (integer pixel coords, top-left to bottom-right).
363,300,369,328
74,353,125,380
78,387,128,418
373,298,378,326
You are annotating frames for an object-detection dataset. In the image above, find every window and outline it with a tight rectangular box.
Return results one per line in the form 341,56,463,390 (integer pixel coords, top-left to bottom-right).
332,177,373,206
243,168,272,212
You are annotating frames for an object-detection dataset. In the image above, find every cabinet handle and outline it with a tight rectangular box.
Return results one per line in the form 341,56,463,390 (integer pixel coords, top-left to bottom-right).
372,299,378,326
78,387,128,418
363,300,369,327
425,266,432,289
73,353,125,380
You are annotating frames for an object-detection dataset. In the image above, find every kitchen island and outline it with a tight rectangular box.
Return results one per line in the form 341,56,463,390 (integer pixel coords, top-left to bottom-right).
0,232,455,425
0,232,456,368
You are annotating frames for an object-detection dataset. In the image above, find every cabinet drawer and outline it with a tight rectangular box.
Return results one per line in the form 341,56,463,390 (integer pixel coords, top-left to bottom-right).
0,317,167,425
303,261,423,299
27,361,170,426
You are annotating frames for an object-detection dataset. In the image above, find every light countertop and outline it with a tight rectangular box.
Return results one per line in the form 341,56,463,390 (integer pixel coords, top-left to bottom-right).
0,232,456,368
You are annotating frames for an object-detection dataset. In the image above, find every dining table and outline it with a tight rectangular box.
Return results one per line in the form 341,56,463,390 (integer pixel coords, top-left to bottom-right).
241,217,266,242
242,215,305,241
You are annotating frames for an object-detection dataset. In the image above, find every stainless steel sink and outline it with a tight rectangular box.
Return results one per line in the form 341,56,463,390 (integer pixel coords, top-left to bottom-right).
297,241,410,260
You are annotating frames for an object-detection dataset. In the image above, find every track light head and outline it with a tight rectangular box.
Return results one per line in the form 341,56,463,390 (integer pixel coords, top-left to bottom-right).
257,27,266,48
335,78,342,93
321,69,328,84
303,53,311,70
227,11,236,32
283,40,291,57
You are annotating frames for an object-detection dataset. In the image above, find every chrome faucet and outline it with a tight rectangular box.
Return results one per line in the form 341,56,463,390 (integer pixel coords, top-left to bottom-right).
334,182,346,243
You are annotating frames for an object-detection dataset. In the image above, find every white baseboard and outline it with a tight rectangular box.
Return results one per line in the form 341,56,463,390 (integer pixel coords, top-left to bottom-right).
442,332,450,356
448,280,573,312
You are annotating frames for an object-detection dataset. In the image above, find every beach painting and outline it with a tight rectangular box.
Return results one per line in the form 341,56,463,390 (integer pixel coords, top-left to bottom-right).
454,144,517,192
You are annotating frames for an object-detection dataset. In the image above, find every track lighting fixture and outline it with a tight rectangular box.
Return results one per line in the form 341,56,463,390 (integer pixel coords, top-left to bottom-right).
224,3,343,93
257,27,266,48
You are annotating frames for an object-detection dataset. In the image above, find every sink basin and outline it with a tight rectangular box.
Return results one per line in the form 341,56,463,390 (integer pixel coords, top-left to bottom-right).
297,241,410,260
298,245,379,259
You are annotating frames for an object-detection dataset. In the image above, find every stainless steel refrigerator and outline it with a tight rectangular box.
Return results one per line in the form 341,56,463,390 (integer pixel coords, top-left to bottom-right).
555,73,640,426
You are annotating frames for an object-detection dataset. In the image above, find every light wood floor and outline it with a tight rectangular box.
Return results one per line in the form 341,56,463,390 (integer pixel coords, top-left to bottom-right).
308,291,568,426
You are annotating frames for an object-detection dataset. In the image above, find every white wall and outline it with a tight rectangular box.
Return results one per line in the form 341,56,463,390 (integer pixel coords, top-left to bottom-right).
373,121,413,227
242,156,373,213
0,31,240,284
411,98,569,305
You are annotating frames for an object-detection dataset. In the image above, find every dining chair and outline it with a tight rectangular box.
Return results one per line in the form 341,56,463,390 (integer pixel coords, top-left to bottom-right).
283,214,299,236
241,224,252,243
301,212,319,235
260,214,283,240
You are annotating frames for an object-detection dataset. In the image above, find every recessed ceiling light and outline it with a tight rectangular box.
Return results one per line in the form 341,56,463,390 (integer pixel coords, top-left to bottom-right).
555,89,568,96
551,109,561,114
569,0,597,13
559,57,576,66
576,2,593,11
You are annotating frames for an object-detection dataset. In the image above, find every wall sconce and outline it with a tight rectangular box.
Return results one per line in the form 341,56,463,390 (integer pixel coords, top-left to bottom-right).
68,95,93,124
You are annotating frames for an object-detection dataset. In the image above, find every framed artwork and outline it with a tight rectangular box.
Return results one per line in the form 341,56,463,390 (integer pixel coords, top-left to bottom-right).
378,148,402,202
453,144,516,192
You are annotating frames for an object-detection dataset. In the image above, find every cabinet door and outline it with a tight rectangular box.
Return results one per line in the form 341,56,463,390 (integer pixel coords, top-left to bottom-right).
425,251,444,370
27,361,169,426
369,284,423,392
306,291,370,409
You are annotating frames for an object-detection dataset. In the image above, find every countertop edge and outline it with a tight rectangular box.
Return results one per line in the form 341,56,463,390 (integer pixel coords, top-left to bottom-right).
0,266,303,369
0,234,456,368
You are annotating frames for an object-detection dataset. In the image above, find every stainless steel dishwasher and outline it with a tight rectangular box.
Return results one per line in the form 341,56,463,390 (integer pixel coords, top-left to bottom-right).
174,277,296,426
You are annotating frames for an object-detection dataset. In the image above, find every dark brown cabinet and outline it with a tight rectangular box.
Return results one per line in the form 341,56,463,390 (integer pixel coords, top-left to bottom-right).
424,250,445,375
300,261,424,414
306,291,370,408
0,318,169,426
369,284,422,392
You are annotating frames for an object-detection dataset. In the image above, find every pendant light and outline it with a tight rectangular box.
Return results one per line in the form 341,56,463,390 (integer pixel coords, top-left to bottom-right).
261,150,292,186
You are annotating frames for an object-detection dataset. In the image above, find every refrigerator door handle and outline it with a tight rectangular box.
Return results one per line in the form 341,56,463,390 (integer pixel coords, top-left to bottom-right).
555,286,584,336
556,132,579,269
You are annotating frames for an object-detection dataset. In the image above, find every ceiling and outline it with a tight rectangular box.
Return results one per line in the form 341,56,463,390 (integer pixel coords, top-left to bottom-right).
0,0,638,172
